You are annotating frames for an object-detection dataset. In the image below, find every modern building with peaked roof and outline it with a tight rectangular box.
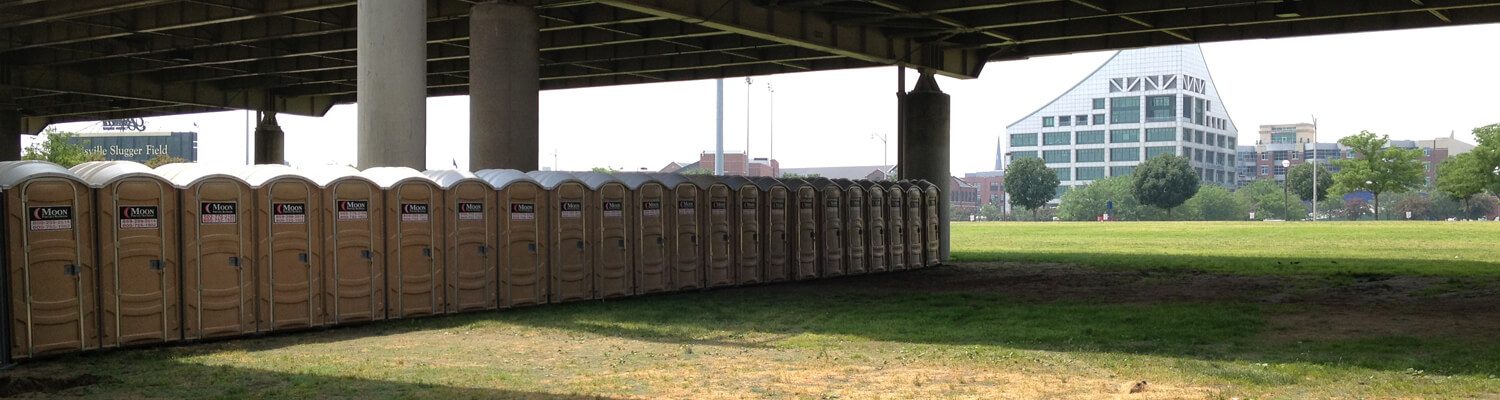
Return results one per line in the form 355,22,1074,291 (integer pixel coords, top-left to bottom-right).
1002,44,1240,200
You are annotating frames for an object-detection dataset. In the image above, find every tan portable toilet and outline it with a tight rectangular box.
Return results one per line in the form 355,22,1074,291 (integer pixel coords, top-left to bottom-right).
651,173,701,291
1,162,97,361
529,171,592,302
857,180,888,273
809,178,845,277
363,167,444,319
750,177,790,283
155,163,256,340
301,165,385,324
426,170,498,313
615,173,670,295
899,181,924,269
882,181,907,271
783,179,818,280
918,180,942,267
577,172,632,299
723,176,762,285
72,161,180,348
240,165,324,332
833,179,868,275
689,175,734,287
476,169,548,307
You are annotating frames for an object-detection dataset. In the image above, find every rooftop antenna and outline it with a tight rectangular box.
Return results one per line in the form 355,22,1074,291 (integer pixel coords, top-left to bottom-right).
552,148,558,171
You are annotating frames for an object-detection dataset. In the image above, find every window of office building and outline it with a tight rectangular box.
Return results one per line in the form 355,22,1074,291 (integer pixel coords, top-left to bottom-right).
1194,98,1206,125
1092,114,1106,125
1076,167,1106,181
1092,98,1105,110
1182,128,1192,141
1194,148,1204,162
1182,95,1195,121
1054,186,1070,199
1145,95,1176,122
1110,166,1136,176
1146,146,1175,159
1194,130,1204,144
1053,168,1071,181
1260,166,1269,175
1076,115,1089,126
1076,130,1105,144
1271,132,1296,144
1145,128,1175,142
1260,152,1268,160
1110,129,1140,143
1044,132,1071,145
1273,165,1287,175
1076,148,1105,162
1110,147,1141,162
1011,133,1037,147
1042,116,1054,127
1012,151,1038,159
1059,115,1071,126
1110,96,1140,124
1043,150,1071,164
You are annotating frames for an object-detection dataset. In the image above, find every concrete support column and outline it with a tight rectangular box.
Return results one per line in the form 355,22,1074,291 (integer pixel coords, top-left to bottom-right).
0,86,20,161
900,71,950,262
469,1,539,171
356,0,427,169
254,111,285,165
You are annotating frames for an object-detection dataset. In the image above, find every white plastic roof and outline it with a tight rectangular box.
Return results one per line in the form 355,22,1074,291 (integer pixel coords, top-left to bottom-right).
360,167,433,189
526,171,583,189
298,164,364,187
0,160,86,189
475,169,539,189
423,169,489,189
70,161,163,187
574,171,623,190
153,162,248,188
650,173,693,188
612,172,660,190
237,164,312,188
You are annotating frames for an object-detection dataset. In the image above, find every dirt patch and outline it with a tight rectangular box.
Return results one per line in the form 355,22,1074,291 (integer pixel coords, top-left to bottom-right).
0,374,104,397
1266,307,1500,342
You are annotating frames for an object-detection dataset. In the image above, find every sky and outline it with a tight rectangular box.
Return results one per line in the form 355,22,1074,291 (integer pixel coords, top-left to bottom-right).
43,23,1500,174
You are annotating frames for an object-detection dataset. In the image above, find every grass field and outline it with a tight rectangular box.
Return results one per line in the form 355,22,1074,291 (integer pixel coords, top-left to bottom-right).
3,221,1499,399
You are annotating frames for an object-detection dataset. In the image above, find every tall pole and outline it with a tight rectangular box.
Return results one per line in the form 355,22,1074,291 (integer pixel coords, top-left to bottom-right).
745,77,753,175
768,82,774,163
1311,116,1318,220
872,132,888,166
715,79,725,176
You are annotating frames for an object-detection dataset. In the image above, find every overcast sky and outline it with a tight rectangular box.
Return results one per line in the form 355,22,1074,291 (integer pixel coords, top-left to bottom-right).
45,23,1500,174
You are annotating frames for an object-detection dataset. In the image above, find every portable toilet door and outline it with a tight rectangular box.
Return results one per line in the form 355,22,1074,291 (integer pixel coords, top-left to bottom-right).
155,163,255,340
529,171,591,302
364,167,444,318
689,175,734,287
578,172,631,299
834,179,867,275
883,182,906,271
426,170,498,313
724,176,762,285
784,179,818,280
242,165,324,332
302,165,384,324
477,169,548,308
1,162,98,361
858,180,888,273
71,161,180,348
616,174,669,295
751,178,790,283
901,182,924,269
918,180,942,267
653,173,701,291
810,178,844,277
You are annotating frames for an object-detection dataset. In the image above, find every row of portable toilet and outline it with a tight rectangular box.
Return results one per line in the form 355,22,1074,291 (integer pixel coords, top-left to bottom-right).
0,160,941,364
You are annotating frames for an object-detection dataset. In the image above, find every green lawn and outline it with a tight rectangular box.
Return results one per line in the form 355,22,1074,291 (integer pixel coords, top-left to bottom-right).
4,222,1499,399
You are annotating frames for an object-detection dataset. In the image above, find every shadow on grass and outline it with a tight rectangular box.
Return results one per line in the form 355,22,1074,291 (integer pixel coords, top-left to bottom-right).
950,250,1500,277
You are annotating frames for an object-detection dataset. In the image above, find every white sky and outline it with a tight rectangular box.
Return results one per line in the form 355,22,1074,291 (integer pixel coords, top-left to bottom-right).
44,23,1500,174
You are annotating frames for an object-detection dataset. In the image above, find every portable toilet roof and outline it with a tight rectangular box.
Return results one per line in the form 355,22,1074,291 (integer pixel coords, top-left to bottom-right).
830,178,858,190
423,169,491,190
475,169,539,189
153,162,249,188
896,181,917,190
237,164,312,188
720,175,754,191
854,179,883,191
298,165,364,187
575,171,623,190
808,177,839,190
526,171,584,190
612,172,660,190
360,166,434,189
749,177,785,191
0,160,87,189
781,178,810,190
686,174,725,189
649,173,694,189
70,161,160,187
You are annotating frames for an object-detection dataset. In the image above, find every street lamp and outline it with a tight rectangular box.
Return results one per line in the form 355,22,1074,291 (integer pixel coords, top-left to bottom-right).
1282,159,1291,220
871,132,889,167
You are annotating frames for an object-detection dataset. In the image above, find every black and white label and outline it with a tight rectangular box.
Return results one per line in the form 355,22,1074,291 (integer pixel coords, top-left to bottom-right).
711,200,727,215
742,200,756,210
561,201,582,219
603,201,623,218
337,200,369,221
641,201,661,217
273,203,307,224
119,206,159,229
850,199,863,208
889,199,901,207
201,202,237,224
771,201,786,210
458,202,484,221
826,199,840,209
677,200,695,216
29,206,73,231
511,203,536,221
401,203,430,222
800,201,813,210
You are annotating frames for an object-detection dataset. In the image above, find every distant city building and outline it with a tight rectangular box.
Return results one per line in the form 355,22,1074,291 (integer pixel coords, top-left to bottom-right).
1002,44,1240,202
660,152,779,177
963,170,1008,214
67,131,198,163
1241,123,1466,187
949,176,979,216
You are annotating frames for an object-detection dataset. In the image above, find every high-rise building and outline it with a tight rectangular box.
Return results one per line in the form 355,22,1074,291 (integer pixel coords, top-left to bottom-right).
1001,44,1239,200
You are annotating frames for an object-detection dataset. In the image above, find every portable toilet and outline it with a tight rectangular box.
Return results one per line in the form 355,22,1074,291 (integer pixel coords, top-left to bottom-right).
476,169,548,307
70,161,180,348
652,173,701,291
809,178,845,277
882,181,906,271
783,179,818,280
155,163,256,340
1,161,97,362
899,181,924,269
688,175,734,287
301,165,384,324
833,179,867,275
857,179,888,273
750,177,790,283
615,173,670,295
425,170,498,313
577,172,631,299
723,176,762,285
917,180,942,267
362,167,443,318
529,171,592,302
237,164,324,332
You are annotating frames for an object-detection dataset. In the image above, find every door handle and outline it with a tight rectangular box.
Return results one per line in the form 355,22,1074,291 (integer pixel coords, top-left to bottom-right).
617,239,625,249
528,242,537,253
148,259,164,271
576,240,584,250
656,237,664,246
361,249,374,260
63,264,80,276
298,252,310,264
478,246,489,256
228,256,242,268
422,248,432,258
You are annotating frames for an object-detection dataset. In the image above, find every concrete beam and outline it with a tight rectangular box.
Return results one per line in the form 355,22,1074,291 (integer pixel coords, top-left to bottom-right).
900,71,950,262
355,0,427,169
469,1,539,172
0,85,20,161
254,111,285,165
4,66,337,117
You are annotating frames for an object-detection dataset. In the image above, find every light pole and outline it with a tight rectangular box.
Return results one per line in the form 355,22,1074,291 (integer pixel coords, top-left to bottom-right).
767,82,774,162
745,77,753,175
1310,116,1318,220
871,132,888,167
1282,159,1291,220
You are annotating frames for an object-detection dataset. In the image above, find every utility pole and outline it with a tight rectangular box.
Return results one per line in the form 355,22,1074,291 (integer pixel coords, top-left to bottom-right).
715,79,724,176
767,82,774,163
872,132,888,167
1311,115,1318,220
745,76,753,175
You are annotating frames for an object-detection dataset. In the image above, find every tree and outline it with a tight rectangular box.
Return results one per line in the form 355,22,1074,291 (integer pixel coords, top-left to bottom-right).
1003,157,1060,220
1182,185,1246,221
1055,176,1168,221
1131,155,1199,216
1286,163,1332,202
1330,131,1425,220
22,128,103,168
144,154,188,168
590,167,619,174
1436,153,1487,214
1342,198,1371,220
977,203,1002,221
1390,194,1433,220
1237,179,1306,220
1467,123,1500,195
